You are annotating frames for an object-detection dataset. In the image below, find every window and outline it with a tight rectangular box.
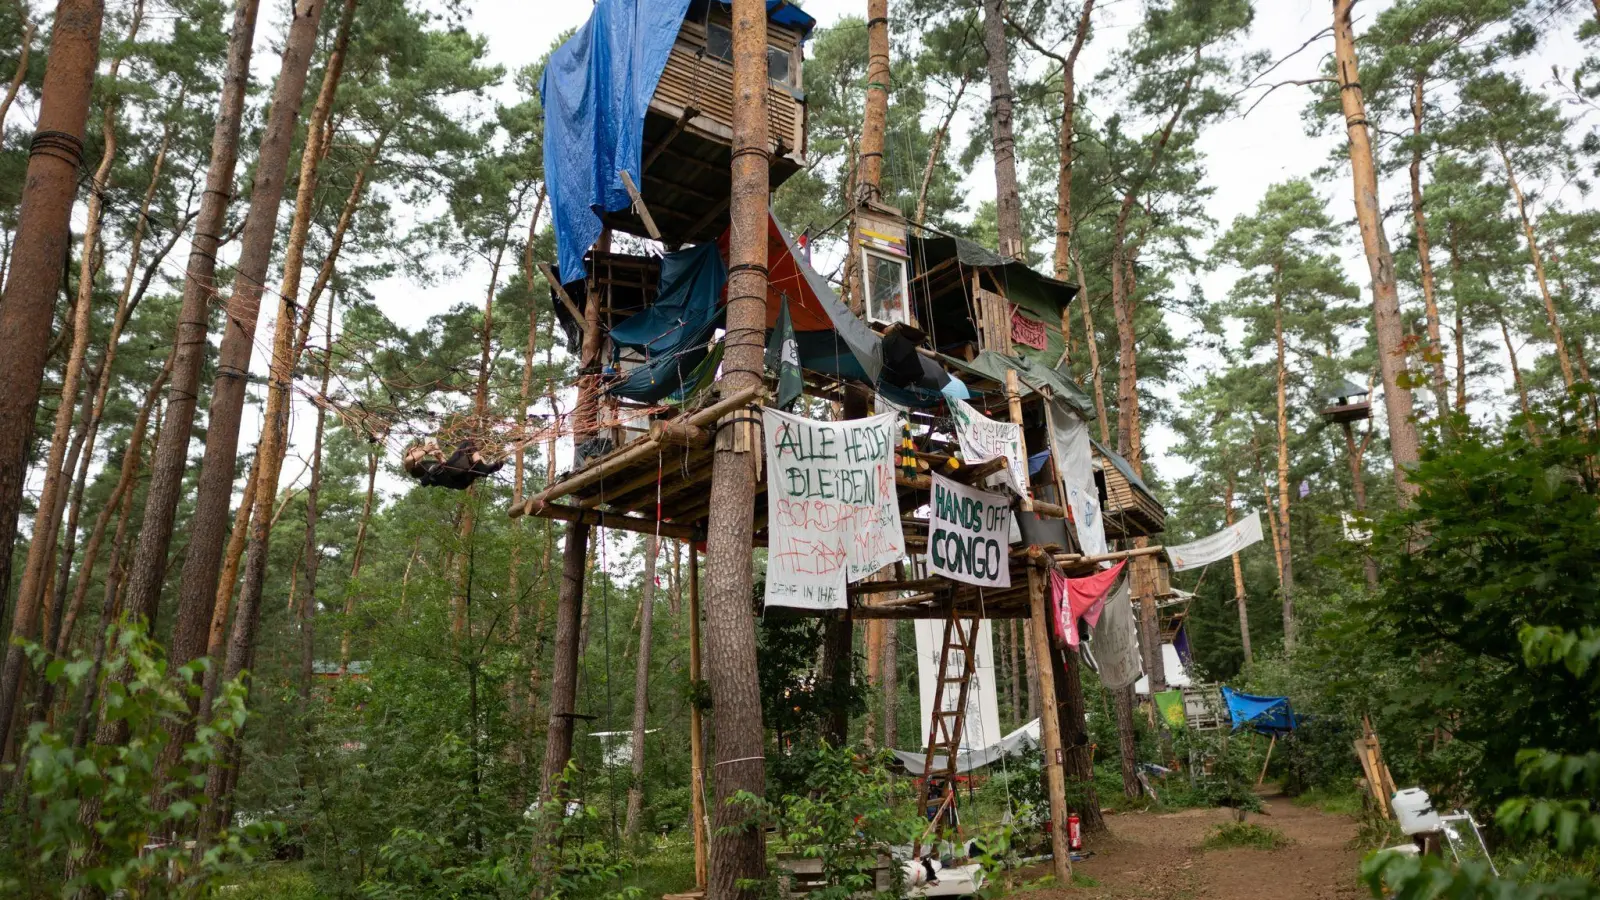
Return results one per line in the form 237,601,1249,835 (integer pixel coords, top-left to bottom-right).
702,23,795,86
863,249,910,326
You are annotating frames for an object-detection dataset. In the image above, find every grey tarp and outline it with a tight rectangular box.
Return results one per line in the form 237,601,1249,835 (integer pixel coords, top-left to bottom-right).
1090,577,1142,690
1044,398,1106,557
892,719,1041,775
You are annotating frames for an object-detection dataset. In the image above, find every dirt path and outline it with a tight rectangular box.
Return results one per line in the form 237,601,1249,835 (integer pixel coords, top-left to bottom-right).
1013,791,1368,899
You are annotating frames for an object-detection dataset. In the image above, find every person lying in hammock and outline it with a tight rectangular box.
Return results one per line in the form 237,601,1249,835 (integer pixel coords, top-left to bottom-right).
402,438,503,490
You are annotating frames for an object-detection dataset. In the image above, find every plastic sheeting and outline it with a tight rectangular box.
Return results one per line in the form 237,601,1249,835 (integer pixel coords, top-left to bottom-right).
891,718,1041,775
541,0,691,285
607,243,726,403
1134,644,1191,695
1221,686,1301,734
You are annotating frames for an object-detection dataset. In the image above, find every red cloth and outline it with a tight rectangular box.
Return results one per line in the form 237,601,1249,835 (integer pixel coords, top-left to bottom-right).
1051,560,1127,648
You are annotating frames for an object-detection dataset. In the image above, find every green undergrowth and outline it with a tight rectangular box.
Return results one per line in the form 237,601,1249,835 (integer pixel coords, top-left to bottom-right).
1201,822,1291,851
1292,786,1366,818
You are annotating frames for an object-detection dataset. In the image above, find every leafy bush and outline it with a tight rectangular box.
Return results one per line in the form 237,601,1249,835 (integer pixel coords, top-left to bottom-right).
1173,729,1265,821
1202,822,1290,851
0,623,277,898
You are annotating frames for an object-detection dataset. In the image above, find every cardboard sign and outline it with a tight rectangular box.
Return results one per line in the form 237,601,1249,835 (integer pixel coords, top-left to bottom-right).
763,408,905,610
950,398,1029,496
927,473,1012,588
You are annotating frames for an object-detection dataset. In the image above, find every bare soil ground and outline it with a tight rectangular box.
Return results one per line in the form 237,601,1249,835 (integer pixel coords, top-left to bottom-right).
1010,790,1369,899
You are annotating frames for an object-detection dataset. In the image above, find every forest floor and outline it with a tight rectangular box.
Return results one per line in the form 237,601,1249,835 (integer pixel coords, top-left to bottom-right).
1008,789,1371,899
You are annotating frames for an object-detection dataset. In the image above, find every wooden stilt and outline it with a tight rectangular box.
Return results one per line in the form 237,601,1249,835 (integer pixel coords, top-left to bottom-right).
1005,370,1033,512
1025,556,1072,882
688,548,709,889
1256,734,1276,787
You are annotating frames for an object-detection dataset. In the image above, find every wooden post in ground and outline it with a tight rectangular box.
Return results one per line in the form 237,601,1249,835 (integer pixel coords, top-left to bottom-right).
688,547,709,890
1025,554,1072,883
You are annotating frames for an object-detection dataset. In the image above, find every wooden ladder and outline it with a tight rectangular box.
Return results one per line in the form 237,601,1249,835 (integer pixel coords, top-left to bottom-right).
915,610,981,849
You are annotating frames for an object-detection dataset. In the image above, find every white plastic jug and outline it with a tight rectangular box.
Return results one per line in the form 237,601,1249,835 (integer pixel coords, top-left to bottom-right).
1392,787,1442,835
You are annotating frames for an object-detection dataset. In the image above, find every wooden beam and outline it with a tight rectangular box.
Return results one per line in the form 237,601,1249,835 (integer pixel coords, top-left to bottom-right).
643,105,699,173
516,502,698,541
848,577,947,597
516,384,764,515
619,169,663,241
538,262,585,328
1026,564,1073,883
1051,544,1166,567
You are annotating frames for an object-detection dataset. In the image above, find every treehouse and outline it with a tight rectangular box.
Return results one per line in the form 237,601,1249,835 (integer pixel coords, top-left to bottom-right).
1319,377,1372,424
907,233,1077,362
1096,440,1167,538
540,0,813,274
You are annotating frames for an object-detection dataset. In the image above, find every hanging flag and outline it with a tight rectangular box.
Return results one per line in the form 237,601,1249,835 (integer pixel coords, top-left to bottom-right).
1050,559,1127,647
765,295,803,411
1299,479,1311,499
1166,511,1264,572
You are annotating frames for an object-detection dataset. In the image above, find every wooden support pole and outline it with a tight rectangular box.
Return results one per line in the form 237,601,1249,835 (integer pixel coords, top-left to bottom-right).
537,262,586,327
619,169,663,242
1257,734,1277,788
688,547,709,890
1005,370,1033,512
518,502,698,541
1026,557,1073,882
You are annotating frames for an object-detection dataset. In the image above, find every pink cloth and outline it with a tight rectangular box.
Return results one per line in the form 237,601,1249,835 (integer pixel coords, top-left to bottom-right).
1051,560,1127,648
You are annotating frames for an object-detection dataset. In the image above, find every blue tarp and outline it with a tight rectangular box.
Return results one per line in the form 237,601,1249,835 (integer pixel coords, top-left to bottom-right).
541,0,692,285
1221,687,1301,735
608,244,726,404
698,0,816,38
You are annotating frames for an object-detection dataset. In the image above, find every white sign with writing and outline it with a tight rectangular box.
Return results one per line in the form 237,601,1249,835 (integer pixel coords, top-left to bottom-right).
950,398,1030,497
927,473,1012,588
763,408,905,610
914,618,1002,754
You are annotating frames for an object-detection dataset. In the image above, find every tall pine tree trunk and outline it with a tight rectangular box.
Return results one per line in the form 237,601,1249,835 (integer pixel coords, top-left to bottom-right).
0,0,104,621
623,536,658,837
298,299,334,701
1272,272,1295,651
1333,0,1420,500
118,0,263,644
982,0,1023,258
1342,421,1379,590
1496,142,1576,392
1224,472,1251,664
1497,310,1540,443
0,17,34,138
1408,74,1450,413
703,4,772,895
190,0,333,839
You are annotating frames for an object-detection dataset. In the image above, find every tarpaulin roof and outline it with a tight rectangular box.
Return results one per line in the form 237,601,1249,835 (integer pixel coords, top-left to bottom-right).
891,719,1040,775
694,0,816,38
1091,437,1157,498
607,243,726,403
907,235,1079,369
941,350,1096,417
1221,686,1302,734
541,0,692,285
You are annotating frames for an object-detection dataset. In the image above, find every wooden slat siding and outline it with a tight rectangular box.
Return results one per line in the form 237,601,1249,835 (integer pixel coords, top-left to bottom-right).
654,46,803,157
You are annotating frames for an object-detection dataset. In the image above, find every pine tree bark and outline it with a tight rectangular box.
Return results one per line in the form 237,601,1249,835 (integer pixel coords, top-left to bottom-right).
1050,642,1103,833
1272,269,1295,651
1333,0,1420,500
1496,142,1576,392
118,0,264,641
297,299,334,701
703,3,772,896
859,0,889,200
171,0,344,678
190,0,331,838
1408,74,1450,413
982,0,1023,258
1498,310,1540,443
1341,421,1379,590
1224,472,1251,663
1447,223,1469,412
1074,243,1110,443
623,535,658,838
913,73,968,224
1113,684,1140,798
881,620,897,748
822,612,852,746
0,17,34,138
1043,0,1095,283
0,0,105,674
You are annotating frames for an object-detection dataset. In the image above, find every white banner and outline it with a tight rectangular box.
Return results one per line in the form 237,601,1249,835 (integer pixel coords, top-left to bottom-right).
1065,482,1107,558
914,618,1002,754
763,408,905,610
1045,401,1108,559
1166,511,1264,572
927,473,1012,588
950,398,1029,497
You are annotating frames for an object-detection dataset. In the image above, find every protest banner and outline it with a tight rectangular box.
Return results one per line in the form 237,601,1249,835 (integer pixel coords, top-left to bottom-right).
1166,510,1263,572
950,398,1029,496
763,407,905,610
927,472,1012,588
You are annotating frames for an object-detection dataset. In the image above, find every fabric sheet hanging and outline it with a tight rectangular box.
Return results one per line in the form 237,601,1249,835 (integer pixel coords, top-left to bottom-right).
1050,559,1126,648
1089,576,1142,690
1166,511,1264,572
950,398,1029,496
762,408,904,610
1044,399,1106,558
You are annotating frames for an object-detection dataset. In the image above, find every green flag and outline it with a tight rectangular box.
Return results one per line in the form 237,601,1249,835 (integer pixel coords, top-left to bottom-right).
765,295,803,410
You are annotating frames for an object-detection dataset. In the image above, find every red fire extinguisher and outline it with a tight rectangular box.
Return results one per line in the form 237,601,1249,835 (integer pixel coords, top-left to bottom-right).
1067,813,1083,851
